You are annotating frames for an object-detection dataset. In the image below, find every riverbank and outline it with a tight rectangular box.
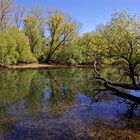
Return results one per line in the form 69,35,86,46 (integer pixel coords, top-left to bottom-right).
0,63,94,70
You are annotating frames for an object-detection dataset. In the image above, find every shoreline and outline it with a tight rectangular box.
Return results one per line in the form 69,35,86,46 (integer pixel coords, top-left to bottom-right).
0,64,94,70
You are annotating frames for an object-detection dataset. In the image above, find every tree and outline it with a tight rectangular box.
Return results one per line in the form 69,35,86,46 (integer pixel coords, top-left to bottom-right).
45,10,77,63
0,0,13,31
80,32,105,64
100,11,140,86
28,5,45,36
24,15,44,59
55,45,84,65
8,27,37,63
12,5,26,29
0,32,17,65
80,32,95,64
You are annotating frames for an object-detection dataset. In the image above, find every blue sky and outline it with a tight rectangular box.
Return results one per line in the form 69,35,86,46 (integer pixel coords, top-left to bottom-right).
13,0,140,34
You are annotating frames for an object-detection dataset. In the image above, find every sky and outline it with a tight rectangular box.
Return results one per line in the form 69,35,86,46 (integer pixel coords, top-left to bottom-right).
13,0,140,34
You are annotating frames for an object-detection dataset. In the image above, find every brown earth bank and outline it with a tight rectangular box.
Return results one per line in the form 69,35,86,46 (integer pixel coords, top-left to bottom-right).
0,63,94,70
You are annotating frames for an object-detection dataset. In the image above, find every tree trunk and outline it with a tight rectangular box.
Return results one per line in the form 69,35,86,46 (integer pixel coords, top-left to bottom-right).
104,83,140,104
129,64,137,86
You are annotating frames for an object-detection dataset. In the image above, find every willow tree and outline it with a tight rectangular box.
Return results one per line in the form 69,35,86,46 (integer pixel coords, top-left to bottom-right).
100,11,140,86
45,11,77,62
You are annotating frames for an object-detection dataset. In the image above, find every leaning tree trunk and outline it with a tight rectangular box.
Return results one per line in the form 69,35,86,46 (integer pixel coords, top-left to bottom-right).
129,64,137,86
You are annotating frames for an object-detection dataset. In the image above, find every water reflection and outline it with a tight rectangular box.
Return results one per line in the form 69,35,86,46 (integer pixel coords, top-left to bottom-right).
0,68,139,139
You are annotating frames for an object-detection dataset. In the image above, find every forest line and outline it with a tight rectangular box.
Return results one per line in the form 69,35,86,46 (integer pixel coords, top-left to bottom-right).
1,0,140,85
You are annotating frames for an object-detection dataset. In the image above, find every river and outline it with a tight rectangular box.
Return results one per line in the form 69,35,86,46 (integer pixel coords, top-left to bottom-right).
0,68,139,140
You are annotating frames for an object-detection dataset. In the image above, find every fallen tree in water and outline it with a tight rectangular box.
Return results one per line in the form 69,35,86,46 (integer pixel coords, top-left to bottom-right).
93,62,140,104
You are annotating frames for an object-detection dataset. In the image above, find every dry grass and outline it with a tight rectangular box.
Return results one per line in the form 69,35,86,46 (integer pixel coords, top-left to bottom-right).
87,126,140,140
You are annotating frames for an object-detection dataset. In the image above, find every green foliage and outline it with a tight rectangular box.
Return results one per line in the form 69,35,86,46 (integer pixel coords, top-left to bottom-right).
46,12,77,62
80,32,105,64
0,4,140,76
0,32,17,65
100,11,140,84
8,27,37,63
55,45,84,65
0,27,37,65
67,58,76,65
24,15,44,59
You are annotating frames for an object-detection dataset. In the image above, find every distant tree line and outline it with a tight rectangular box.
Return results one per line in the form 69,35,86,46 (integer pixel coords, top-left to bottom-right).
0,0,79,65
0,0,140,85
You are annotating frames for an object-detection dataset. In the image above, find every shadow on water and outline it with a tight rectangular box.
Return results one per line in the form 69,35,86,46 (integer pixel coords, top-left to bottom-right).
0,68,139,140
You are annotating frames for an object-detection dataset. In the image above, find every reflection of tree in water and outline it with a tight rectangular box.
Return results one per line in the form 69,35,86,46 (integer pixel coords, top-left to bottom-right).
0,68,92,115
0,70,37,135
0,68,139,139
25,68,95,115
0,68,139,117
0,70,37,116
89,84,140,132
49,72,77,115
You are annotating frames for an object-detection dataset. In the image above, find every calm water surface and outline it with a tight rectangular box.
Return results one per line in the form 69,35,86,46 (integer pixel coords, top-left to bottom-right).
0,68,139,140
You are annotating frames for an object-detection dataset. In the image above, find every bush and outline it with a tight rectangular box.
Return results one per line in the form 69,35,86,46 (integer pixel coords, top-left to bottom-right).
66,58,76,65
